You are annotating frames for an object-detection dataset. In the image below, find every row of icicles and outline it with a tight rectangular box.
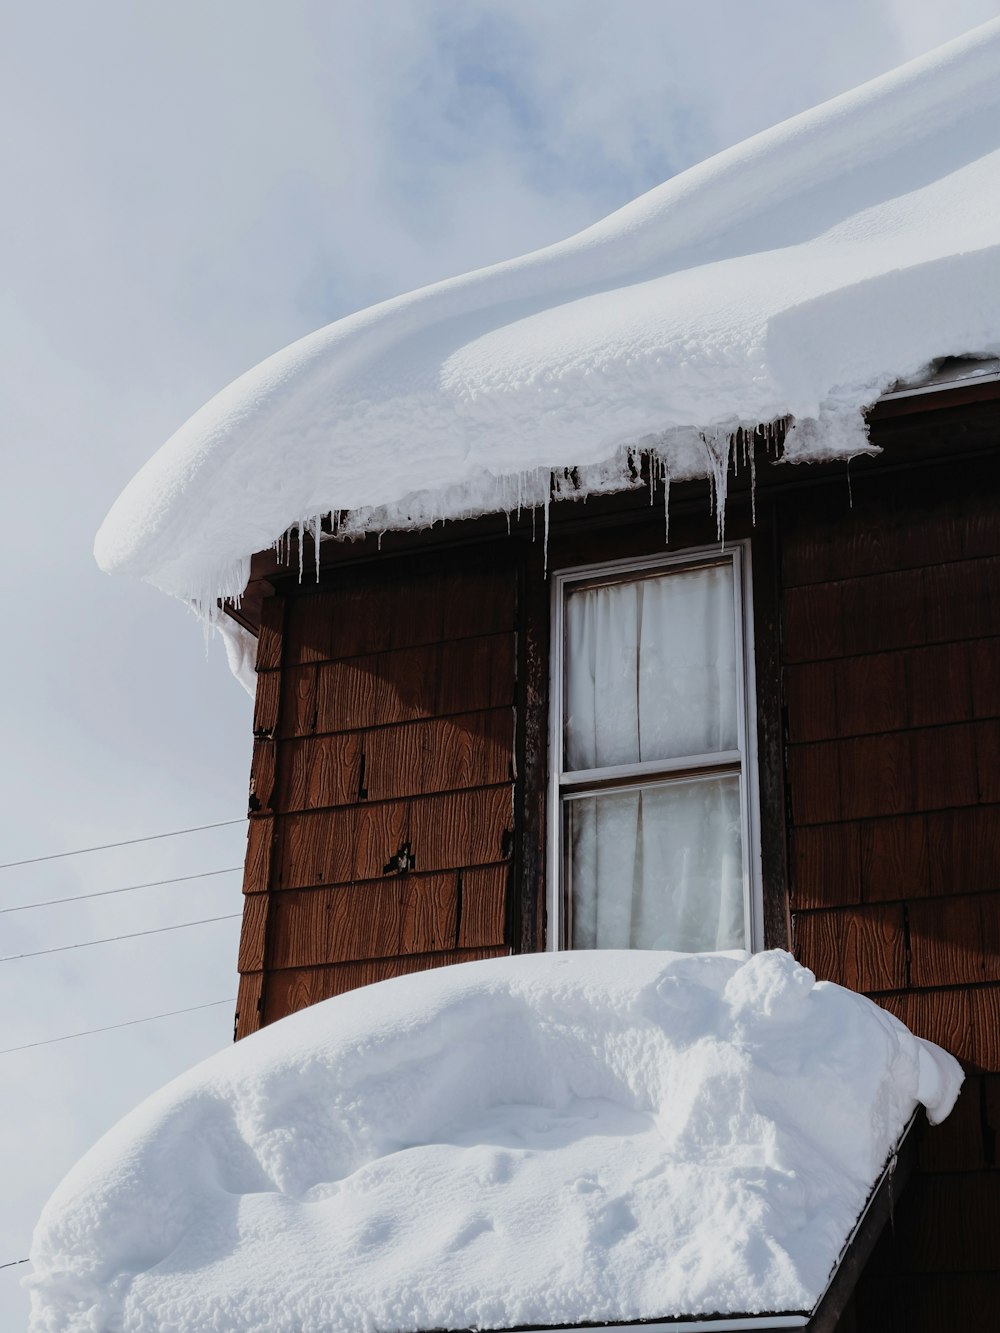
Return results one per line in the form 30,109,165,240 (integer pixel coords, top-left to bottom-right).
266,417,790,585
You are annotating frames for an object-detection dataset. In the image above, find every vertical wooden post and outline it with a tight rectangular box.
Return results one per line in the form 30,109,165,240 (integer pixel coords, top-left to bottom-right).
750,499,792,951
514,543,550,954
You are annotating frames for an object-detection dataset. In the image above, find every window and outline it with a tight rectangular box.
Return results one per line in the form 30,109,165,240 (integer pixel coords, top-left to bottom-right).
548,544,762,952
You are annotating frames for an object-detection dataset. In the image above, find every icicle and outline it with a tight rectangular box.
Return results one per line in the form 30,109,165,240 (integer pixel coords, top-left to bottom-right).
701,430,731,545
313,515,322,583
846,456,854,510
716,432,731,547
297,520,305,583
663,469,671,545
749,433,757,527
648,451,656,506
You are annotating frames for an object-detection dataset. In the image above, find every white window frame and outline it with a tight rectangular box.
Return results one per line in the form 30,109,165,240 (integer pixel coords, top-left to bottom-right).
546,540,764,952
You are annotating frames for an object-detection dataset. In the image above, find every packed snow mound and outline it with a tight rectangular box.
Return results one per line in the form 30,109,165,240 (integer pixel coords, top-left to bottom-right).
94,21,1000,613
29,950,960,1333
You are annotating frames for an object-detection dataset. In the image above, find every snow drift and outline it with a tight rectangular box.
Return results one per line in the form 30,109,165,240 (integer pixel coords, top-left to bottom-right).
94,20,1000,614
28,950,961,1332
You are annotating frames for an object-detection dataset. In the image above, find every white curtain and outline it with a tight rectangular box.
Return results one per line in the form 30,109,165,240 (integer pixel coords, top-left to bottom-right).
563,565,745,952
564,565,738,770
568,779,744,950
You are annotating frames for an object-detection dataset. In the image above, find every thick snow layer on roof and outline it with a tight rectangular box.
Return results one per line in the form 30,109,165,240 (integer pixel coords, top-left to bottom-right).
94,21,1000,613
29,950,960,1333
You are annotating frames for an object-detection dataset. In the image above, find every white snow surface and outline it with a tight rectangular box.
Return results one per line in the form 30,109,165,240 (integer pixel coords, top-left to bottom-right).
29,950,961,1333
94,21,1000,614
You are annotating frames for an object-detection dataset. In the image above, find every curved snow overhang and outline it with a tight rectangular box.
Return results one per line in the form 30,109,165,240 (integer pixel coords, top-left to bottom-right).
222,371,1000,642
94,20,1000,619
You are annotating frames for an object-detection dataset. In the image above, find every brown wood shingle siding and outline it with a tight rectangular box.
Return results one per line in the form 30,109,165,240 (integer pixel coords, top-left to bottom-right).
263,948,507,1020
780,456,1000,1332
226,410,1000,1329
234,559,517,1035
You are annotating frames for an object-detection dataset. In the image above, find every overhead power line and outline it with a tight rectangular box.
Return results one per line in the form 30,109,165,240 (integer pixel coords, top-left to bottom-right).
0,913,241,964
0,997,237,1056
0,865,243,916
0,818,246,871
0,1258,28,1272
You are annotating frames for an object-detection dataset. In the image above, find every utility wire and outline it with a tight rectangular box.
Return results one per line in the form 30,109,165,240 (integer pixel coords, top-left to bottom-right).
0,819,246,871
0,999,239,1274
0,997,237,1056
0,865,243,916
0,914,241,964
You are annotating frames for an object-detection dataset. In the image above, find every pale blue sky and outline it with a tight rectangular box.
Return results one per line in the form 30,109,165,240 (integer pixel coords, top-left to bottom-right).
2,3,998,1325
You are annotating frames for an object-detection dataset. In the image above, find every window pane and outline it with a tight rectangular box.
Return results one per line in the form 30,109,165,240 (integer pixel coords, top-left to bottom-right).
566,775,745,952
564,563,738,771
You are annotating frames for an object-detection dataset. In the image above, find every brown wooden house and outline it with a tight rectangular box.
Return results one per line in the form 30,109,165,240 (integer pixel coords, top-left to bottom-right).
88,24,1000,1325
224,364,1000,1331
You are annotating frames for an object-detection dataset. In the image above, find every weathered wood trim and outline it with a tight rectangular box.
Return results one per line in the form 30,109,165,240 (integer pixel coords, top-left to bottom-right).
514,543,550,954
751,499,791,950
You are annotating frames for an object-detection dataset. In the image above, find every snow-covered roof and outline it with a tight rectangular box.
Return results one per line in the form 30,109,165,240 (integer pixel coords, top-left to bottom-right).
29,950,960,1333
95,20,1000,613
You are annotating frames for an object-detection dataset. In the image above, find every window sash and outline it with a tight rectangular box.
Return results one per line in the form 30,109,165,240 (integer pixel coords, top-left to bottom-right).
562,558,739,769
547,542,762,953
560,750,742,794
562,771,746,952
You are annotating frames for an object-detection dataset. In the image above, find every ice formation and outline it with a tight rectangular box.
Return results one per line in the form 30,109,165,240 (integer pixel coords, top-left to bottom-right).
29,950,961,1333
93,21,1000,619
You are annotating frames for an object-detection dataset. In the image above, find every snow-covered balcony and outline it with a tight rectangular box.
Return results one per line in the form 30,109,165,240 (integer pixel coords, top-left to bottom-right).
28,951,960,1332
